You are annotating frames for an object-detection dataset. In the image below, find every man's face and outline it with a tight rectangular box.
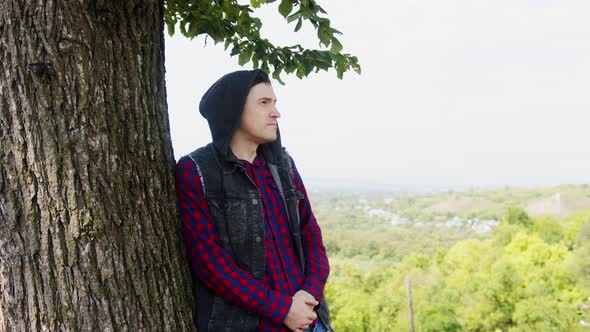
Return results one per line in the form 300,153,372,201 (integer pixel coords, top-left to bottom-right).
236,82,281,144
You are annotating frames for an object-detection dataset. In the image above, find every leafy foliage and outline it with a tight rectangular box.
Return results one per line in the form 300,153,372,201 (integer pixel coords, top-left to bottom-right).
315,187,590,331
502,207,533,226
164,0,361,83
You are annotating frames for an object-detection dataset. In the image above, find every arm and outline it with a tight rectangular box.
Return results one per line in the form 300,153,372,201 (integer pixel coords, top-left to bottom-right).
289,157,330,301
175,157,292,323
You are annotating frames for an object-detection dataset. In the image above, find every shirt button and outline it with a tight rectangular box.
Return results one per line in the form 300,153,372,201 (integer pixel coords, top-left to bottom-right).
252,198,258,205
255,236,262,243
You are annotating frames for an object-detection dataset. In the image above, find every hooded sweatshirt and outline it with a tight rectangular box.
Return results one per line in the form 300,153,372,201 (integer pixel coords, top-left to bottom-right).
199,69,283,164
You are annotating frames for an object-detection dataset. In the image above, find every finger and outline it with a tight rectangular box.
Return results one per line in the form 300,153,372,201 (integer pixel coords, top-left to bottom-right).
309,311,317,321
295,291,316,300
303,298,319,306
304,293,317,302
295,292,315,302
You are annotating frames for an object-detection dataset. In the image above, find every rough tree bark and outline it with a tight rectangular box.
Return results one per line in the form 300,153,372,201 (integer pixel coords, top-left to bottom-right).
0,0,195,330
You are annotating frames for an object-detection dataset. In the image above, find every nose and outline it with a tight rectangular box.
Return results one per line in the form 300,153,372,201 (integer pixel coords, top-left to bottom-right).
271,107,281,118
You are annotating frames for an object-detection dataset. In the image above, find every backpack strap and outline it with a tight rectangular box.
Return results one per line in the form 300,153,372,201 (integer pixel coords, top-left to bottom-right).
268,148,306,273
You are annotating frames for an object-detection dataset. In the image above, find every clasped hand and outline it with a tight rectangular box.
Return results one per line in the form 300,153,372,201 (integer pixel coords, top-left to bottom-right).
283,290,319,332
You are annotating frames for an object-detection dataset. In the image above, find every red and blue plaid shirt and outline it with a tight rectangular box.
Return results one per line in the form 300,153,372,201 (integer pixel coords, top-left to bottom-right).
175,153,330,331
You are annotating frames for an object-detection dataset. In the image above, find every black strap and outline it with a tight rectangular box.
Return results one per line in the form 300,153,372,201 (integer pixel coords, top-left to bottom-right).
268,159,306,274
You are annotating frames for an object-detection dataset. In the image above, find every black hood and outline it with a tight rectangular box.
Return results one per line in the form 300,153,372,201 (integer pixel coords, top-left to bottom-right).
199,69,283,164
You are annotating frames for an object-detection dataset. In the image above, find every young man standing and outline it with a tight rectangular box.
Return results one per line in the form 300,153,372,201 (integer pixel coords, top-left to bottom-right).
175,69,333,332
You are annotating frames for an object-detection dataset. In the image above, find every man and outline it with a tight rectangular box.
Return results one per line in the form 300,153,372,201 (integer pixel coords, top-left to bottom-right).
175,69,333,332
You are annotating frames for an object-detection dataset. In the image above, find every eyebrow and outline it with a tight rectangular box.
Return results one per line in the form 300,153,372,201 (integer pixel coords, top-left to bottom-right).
258,97,277,103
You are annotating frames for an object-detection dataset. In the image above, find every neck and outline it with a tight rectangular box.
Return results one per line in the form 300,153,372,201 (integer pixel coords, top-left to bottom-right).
229,136,258,163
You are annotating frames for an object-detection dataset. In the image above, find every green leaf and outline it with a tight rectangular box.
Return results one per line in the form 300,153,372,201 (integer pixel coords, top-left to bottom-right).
353,64,362,74
317,23,332,47
303,59,314,75
316,17,330,25
239,48,253,66
350,57,362,74
278,0,293,18
252,53,260,68
330,37,343,53
230,45,241,56
296,69,305,78
331,27,343,35
294,19,303,32
318,31,331,48
224,39,232,50
188,21,199,36
301,9,312,19
272,68,285,85
287,10,301,23
261,60,270,74
179,21,187,36
253,17,263,30
166,22,175,37
285,62,297,74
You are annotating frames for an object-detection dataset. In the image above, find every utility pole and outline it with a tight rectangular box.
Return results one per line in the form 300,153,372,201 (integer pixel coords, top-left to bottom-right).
406,274,415,332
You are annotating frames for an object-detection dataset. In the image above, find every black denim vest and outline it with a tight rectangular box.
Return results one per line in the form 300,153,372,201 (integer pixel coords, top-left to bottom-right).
186,143,333,332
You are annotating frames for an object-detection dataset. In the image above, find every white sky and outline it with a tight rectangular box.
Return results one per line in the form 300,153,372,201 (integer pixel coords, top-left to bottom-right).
165,0,590,188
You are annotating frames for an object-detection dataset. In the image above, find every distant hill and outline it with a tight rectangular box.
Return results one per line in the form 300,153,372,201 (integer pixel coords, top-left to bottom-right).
525,192,590,217
425,196,498,214
385,185,590,221
311,184,590,222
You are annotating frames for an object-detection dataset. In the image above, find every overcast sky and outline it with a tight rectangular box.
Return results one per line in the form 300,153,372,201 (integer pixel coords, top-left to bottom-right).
165,0,590,188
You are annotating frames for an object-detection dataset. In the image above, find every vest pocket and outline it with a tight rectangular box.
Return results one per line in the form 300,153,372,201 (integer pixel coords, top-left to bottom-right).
208,198,248,254
209,198,245,216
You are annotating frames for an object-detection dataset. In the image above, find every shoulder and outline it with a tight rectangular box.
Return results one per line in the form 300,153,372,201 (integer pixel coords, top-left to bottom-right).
176,144,209,178
176,155,192,165
176,144,214,170
175,155,208,197
175,156,199,179
185,143,214,160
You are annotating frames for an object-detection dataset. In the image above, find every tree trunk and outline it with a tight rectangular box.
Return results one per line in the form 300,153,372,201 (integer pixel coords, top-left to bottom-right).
0,0,195,330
